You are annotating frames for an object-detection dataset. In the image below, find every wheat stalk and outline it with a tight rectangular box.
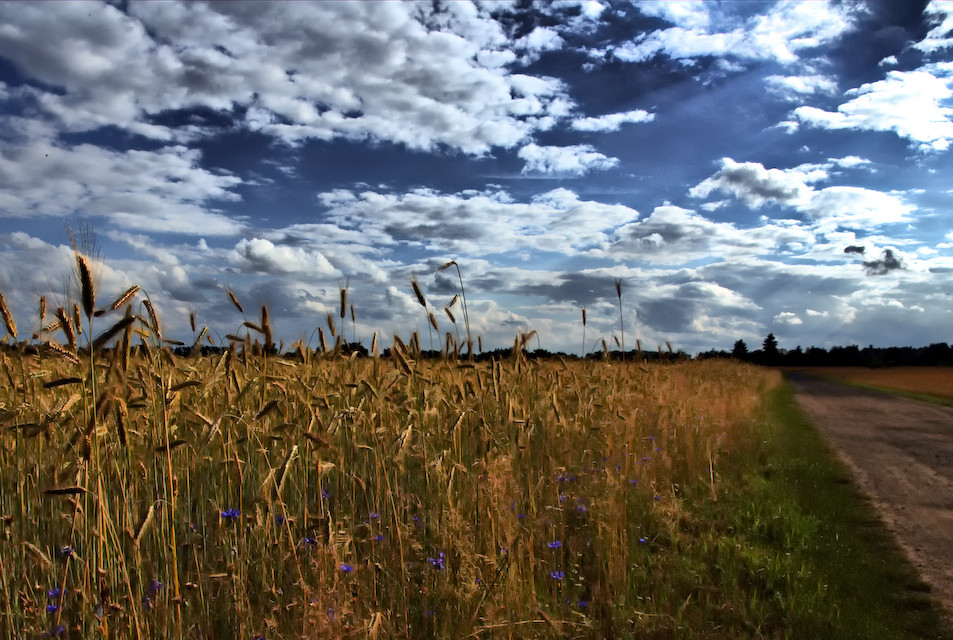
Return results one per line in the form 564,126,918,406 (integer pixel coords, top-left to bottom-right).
615,279,625,362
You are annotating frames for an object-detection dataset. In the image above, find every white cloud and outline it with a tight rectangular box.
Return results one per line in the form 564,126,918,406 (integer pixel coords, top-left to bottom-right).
615,1,857,65
0,2,581,154
635,2,712,30
773,311,803,325
794,68,953,152
801,187,913,230
690,158,913,231
689,158,813,207
313,187,636,258
230,238,337,276
0,136,244,235
518,143,619,175
571,109,655,131
916,1,953,53
765,73,838,98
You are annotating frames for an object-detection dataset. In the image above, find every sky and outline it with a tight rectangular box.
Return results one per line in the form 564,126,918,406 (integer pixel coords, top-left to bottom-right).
0,0,952,356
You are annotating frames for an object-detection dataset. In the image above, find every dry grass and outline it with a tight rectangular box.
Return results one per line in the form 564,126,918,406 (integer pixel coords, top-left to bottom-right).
794,366,953,400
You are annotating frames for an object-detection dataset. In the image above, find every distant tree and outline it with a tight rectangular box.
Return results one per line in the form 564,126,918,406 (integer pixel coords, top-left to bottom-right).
762,333,779,365
732,339,749,360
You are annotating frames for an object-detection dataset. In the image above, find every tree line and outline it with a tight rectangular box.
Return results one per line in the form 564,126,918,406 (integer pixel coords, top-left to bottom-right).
696,333,953,367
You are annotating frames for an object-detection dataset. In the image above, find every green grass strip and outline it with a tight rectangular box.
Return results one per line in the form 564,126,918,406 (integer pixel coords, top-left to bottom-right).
716,381,952,639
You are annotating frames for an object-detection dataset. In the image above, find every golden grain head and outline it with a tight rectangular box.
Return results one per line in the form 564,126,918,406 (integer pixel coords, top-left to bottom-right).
0,292,16,340
227,289,244,314
56,307,76,351
411,277,427,308
109,285,140,312
76,254,95,318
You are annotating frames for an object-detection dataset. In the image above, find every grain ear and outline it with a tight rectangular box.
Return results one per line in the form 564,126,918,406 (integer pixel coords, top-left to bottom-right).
76,254,95,320
0,292,16,341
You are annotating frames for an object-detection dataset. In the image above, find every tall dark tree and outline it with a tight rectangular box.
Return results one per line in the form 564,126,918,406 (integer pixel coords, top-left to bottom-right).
732,339,748,360
762,333,779,364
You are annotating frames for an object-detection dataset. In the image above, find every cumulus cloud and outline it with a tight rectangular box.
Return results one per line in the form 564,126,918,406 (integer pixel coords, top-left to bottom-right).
916,1,953,53
518,143,619,175
0,1,583,154
230,238,337,276
314,187,636,257
0,136,244,235
794,68,953,152
612,1,857,65
773,311,803,325
571,109,655,131
690,158,912,230
765,73,838,98
689,158,813,207
601,205,815,265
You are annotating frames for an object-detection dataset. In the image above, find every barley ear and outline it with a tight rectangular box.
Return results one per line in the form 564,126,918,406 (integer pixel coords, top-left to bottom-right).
411,277,427,308
0,292,16,340
227,289,245,315
109,285,140,312
76,254,95,319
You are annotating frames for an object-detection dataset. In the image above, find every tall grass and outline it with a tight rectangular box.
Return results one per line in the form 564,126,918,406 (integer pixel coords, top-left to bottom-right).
0,257,803,639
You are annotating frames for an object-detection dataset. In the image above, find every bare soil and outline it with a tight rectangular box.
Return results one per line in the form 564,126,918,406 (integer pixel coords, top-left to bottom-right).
787,372,953,615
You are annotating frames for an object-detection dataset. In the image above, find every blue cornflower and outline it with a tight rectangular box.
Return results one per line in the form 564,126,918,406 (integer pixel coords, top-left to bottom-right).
558,493,567,502
577,600,588,608
339,563,354,573
372,534,384,543
368,512,380,520
275,515,285,525
220,508,241,520
46,603,58,614
148,580,163,595
550,570,564,580
547,540,562,549
320,488,331,500
428,552,445,570
47,587,61,599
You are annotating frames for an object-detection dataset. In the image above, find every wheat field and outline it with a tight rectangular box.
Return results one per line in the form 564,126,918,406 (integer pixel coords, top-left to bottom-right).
0,256,784,639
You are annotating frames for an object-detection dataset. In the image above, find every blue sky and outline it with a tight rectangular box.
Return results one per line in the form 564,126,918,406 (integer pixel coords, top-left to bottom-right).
1,0,952,355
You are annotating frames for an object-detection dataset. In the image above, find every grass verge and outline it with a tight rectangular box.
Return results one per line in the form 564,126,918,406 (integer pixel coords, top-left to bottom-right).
703,381,952,639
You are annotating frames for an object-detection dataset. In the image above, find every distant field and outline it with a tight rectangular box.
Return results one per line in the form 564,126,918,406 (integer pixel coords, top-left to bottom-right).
792,366,953,401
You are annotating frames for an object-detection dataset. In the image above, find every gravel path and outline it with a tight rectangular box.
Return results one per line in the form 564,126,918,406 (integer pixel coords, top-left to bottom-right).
787,372,953,614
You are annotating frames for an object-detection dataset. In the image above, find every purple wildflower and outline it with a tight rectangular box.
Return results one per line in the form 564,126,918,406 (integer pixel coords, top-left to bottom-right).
550,570,564,580
547,540,562,549
46,604,58,614
47,587,61,599
220,508,241,520
428,552,445,570
372,534,384,543
339,563,354,573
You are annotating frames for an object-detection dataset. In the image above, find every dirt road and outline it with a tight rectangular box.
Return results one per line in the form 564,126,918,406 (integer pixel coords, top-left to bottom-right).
787,372,953,614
